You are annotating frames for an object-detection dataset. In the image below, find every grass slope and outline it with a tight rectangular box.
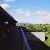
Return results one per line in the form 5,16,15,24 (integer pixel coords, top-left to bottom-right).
44,34,50,47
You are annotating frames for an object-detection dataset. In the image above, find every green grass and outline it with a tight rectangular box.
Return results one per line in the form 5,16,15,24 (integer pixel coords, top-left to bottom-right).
44,34,50,47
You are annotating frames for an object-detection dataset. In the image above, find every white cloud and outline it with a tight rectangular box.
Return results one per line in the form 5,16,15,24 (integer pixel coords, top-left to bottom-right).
4,0,15,2
17,8,24,14
16,10,50,23
0,3,50,24
25,11,32,17
32,11,50,23
3,6,50,24
6,8,50,24
16,8,33,17
0,3,10,9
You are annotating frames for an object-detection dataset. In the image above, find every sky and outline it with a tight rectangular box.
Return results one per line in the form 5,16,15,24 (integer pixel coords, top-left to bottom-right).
0,0,50,24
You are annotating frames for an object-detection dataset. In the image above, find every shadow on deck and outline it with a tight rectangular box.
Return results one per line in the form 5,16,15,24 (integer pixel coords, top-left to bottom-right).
0,26,50,50
22,27,50,50
0,27,23,50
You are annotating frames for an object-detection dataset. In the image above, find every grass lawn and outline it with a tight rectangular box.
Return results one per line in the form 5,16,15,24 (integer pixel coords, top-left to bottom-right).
44,34,50,47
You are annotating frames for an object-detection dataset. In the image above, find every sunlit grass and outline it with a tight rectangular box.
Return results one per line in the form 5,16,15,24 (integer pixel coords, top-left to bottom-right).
44,34,50,47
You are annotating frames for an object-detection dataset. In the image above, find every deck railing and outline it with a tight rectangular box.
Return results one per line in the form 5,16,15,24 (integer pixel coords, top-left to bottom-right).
20,26,31,50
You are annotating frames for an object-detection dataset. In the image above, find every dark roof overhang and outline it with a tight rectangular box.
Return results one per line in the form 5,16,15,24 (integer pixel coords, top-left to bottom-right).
0,6,17,23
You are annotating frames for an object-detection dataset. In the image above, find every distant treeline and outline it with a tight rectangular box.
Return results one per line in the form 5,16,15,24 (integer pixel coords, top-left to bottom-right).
26,24,50,33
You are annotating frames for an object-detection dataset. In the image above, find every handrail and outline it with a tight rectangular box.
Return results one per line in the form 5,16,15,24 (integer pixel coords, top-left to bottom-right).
20,26,31,50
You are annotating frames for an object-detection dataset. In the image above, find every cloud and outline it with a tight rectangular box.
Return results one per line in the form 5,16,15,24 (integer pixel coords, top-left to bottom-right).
34,11,50,17
17,8,24,13
4,0,15,2
0,0,15,11
32,11,50,23
0,3,50,24
16,10,50,23
16,8,32,17
0,3,10,9
25,11,32,17
6,7,50,24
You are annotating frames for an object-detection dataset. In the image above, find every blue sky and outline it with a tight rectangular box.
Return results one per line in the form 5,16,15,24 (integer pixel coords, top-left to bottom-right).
0,0,50,24
7,0,50,11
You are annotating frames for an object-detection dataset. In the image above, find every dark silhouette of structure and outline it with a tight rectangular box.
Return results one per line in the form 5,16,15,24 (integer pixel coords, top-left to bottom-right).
0,6,17,40
0,6,50,50
0,6,23,50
